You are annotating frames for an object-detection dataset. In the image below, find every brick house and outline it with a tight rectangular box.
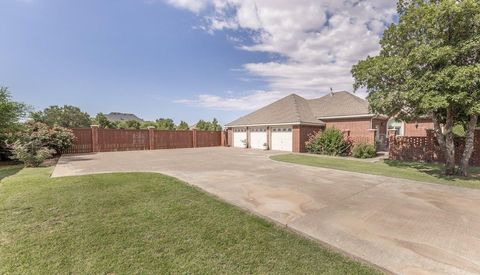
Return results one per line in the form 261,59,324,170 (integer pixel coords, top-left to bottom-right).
225,91,433,152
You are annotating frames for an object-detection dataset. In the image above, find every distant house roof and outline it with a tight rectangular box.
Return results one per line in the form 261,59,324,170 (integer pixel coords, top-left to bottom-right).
226,91,376,127
104,112,144,122
225,94,324,127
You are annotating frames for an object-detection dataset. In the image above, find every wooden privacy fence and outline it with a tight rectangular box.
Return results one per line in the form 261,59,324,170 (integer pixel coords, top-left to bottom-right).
389,129,480,166
63,126,226,154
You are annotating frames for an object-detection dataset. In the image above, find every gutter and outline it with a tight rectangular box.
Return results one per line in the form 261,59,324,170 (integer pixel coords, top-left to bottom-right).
317,114,389,120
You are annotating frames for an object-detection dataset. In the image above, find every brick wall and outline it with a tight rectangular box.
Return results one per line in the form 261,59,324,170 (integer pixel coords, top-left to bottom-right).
389,129,480,166
324,117,382,145
324,117,372,137
404,119,433,137
293,125,323,153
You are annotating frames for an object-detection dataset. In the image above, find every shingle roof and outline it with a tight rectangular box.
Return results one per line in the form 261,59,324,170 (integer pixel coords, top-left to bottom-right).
225,94,323,127
226,91,374,127
308,91,370,118
104,112,144,122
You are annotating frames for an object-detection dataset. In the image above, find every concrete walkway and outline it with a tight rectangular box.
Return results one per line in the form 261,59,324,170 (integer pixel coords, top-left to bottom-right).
52,147,480,274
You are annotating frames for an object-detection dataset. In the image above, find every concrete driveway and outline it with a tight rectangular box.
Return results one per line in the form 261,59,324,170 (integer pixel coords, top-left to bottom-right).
52,147,480,274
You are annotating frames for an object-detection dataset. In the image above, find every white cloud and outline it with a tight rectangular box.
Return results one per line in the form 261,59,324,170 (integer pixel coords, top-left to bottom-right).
174,90,284,111
166,0,397,110
163,0,211,12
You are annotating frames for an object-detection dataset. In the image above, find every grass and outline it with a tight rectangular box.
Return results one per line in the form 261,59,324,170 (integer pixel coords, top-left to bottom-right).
0,166,378,274
0,164,22,181
271,154,480,189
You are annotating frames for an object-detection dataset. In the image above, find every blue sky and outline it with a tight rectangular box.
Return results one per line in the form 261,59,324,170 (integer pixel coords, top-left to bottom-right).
0,0,396,125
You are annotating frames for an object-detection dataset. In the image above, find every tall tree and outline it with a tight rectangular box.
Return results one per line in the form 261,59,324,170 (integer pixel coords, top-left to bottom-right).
176,121,189,131
211,118,222,131
195,119,222,131
156,118,176,130
0,87,28,160
93,113,117,129
352,0,480,176
31,105,91,128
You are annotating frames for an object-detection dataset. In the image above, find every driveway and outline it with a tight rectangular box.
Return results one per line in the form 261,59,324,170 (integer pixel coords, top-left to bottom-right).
52,147,480,274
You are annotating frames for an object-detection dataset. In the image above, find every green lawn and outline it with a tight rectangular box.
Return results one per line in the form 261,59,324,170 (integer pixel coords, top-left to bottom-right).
271,154,480,189
0,164,22,181
0,166,378,274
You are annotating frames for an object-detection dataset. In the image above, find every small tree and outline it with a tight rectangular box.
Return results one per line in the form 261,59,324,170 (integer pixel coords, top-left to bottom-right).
30,105,91,128
352,0,480,176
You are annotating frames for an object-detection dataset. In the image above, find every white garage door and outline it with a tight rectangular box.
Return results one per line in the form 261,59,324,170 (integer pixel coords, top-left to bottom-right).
233,128,247,148
271,127,293,151
250,128,267,149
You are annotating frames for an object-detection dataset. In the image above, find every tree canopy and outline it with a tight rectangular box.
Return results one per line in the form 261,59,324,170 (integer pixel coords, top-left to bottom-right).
93,113,117,129
31,105,91,128
156,118,176,130
0,87,28,160
195,118,222,131
0,87,27,133
117,120,141,129
177,121,189,131
352,0,480,176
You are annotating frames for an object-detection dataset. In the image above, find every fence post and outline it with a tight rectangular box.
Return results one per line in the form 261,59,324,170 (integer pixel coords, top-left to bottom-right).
147,126,155,150
192,129,197,148
91,125,99,153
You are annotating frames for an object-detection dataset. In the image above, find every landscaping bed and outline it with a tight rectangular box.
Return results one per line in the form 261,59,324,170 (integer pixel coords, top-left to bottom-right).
0,166,378,274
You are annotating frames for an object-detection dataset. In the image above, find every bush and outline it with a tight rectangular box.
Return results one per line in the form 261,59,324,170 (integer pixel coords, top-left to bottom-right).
352,143,377,159
9,139,54,167
8,122,75,166
305,128,352,156
18,122,75,153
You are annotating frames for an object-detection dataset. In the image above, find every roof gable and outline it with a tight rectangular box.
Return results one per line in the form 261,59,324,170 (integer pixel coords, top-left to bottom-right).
308,91,370,118
226,94,321,127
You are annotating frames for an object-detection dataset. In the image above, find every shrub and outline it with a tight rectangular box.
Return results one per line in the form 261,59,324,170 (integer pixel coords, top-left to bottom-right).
17,122,75,153
352,143,377,159
305,128,352,156
8,122,75,166
9,139,54,167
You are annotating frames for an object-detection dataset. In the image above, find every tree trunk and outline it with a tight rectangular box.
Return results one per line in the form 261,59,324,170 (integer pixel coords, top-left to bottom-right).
458,115,478,177
432,109,456,175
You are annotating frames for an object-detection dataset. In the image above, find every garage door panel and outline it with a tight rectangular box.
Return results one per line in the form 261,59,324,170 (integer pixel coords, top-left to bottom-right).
233,128,247,148
271,127,292,151
250,128,267,149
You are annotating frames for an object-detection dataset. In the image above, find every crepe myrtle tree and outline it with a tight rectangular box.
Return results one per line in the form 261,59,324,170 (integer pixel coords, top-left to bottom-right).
352,0,480,176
